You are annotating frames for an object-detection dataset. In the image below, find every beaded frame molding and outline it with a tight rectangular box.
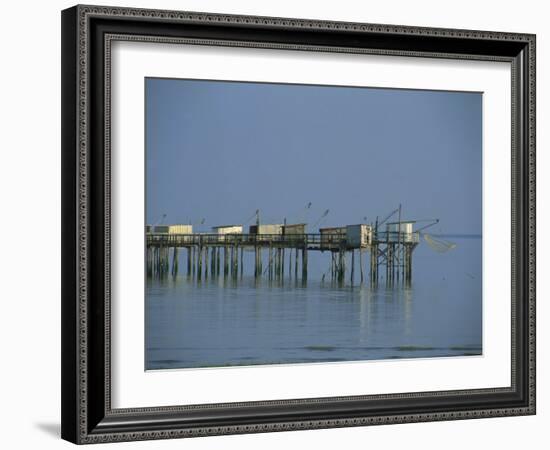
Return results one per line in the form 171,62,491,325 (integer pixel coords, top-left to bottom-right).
61,4,536,444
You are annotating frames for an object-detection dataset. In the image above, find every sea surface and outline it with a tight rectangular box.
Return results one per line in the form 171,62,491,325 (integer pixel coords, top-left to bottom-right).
145,236,482,370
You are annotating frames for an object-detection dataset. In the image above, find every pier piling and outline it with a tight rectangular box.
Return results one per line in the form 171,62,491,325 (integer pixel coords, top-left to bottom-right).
351,250,355,284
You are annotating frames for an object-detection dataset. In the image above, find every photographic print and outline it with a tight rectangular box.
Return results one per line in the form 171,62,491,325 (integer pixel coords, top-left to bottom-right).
144,77,482,371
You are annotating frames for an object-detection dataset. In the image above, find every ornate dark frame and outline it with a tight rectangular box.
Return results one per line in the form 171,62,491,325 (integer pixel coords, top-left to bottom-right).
61,4,536,444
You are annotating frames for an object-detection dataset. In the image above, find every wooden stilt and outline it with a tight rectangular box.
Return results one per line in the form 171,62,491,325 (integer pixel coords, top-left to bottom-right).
351,249,355,284
288,249,292,279
254,246,259,278
197,246,202,280
204,246,209,280
360,248,364,284
233,244,238,278
342,250,346,282
269,245,273,279
281,249,285,280
191,247,196,277
224,246,229,277
172,247,178,276
211,247,216,276
230,246,234,277
240,248,244,278
302,248,308,280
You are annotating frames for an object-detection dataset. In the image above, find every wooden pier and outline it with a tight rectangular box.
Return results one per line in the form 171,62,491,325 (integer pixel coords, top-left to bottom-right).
146,230,420,286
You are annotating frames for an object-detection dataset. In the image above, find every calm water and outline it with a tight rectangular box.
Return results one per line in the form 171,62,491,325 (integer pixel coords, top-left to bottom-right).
145,237,482,370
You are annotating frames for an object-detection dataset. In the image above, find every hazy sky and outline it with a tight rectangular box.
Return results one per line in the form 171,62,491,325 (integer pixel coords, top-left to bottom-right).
145,78,482,234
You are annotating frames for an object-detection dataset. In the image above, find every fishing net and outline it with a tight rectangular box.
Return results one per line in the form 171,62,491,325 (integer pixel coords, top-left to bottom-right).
423,233,457,253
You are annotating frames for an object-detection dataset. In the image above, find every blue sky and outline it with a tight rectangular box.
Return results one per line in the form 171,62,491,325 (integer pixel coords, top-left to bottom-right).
145,78,482,234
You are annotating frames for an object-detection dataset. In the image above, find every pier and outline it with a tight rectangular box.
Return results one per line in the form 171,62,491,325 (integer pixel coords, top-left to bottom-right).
146,226,421,286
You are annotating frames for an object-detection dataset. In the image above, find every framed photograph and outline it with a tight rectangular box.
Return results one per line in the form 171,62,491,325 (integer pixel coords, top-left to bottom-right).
61,4,536,444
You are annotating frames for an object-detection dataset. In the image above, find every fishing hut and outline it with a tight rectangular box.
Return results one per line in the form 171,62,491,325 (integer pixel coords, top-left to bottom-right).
346,224,373,247
320,224,373,283
283,223,307,235
249,224,284,279
281,223,308,280
146,224,193,277
212,225,244,278
249,223,283,239
345,224,373,284
212,224,243,235
371,221,419,285
153,224,193,234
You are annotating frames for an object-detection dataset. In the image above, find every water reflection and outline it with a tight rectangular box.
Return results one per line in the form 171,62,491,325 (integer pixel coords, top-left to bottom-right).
146,238,482,370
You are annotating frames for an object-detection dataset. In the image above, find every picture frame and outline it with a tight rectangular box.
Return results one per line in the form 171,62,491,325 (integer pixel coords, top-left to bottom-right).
61,4,536,444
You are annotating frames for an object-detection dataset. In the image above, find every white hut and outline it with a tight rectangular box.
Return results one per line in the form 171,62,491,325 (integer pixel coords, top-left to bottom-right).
153,224,193,234
346,224,373,248
212,225,243,235
212,225,243,243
